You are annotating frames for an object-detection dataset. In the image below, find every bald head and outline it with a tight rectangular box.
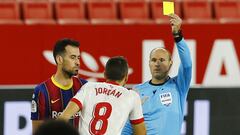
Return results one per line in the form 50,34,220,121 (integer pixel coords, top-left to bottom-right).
150,48,172,61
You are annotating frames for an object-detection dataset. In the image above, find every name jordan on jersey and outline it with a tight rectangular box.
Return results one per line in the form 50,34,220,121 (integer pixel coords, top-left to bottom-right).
95,87,122,98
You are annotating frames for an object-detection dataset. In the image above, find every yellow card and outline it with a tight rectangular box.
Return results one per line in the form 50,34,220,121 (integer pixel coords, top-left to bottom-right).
163,1,174,15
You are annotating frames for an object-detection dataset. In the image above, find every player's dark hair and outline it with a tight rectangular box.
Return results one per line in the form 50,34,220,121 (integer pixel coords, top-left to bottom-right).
105,56,128,81
33,120,79,135
53,38,80,64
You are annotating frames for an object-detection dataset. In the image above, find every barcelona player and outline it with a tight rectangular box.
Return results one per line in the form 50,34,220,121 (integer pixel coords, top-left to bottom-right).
31,38,87,133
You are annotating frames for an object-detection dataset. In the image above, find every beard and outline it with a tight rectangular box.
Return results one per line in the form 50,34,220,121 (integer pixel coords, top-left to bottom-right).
153,71,169,80
62,68,78,78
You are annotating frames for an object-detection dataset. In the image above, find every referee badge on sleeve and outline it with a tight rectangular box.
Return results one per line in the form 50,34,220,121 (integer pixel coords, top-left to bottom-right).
160,92,172,106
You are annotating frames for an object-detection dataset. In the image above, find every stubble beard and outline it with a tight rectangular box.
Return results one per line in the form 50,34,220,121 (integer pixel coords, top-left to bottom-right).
62,68,77,78
154,71,168,81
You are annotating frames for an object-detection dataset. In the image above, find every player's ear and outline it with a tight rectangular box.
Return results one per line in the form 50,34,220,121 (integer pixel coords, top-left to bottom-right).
169,60,173,68
56,55,63,65
124,74,128,83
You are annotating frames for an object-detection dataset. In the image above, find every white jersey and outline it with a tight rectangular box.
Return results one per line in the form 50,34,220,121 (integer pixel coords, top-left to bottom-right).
71,81,144,135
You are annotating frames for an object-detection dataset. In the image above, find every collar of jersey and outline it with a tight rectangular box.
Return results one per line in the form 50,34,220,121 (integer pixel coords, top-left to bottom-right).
149,76,170,86
51,75,73,90
106,81,120,86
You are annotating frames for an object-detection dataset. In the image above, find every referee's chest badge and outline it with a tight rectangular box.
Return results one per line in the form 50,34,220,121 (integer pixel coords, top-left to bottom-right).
160,92,172,106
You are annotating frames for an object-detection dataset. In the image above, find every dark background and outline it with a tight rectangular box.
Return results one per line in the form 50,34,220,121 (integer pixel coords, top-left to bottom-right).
0,88,240,135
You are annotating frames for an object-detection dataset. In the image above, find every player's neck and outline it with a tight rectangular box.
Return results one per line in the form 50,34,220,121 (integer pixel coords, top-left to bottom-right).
54,71,73,86
106,79,125,86
151,76,169,85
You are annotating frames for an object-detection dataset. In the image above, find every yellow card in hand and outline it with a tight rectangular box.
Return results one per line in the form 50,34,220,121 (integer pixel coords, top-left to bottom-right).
163,1,174,15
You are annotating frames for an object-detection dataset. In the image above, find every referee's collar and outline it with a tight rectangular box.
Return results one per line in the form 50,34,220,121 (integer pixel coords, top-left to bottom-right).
149,76,170,86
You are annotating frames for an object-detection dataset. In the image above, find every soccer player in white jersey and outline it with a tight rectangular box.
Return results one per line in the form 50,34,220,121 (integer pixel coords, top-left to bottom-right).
59,56,146,135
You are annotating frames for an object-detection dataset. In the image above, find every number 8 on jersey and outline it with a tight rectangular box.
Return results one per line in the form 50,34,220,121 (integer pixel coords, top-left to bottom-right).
89,102,112,135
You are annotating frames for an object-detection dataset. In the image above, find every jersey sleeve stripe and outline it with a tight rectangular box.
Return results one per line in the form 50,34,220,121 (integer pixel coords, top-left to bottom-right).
130,117,144,125
43,82,51,117
71,98,83,110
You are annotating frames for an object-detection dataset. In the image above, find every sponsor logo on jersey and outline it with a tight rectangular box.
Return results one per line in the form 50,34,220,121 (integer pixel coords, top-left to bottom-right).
52,111,81,119
160,92,172,106
51,98,60,104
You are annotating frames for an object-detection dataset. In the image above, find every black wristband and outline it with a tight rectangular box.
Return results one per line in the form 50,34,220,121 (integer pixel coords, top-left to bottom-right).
173,30,183,43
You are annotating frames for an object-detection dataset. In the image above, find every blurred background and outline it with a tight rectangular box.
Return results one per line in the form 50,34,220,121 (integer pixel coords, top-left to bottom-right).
0,0,239,135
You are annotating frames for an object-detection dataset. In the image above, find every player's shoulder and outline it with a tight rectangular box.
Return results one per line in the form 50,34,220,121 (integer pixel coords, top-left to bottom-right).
127,90,141,103
34,77,51,92
72,76,88,85
128,89,139,96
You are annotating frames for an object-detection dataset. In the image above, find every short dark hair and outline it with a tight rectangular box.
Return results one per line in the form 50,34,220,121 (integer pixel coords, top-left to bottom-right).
34,120,79,135
53,38,80,64
105,56,128,81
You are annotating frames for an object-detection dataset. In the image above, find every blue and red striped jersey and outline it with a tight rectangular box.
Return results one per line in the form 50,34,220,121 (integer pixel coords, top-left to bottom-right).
31,75,87,128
